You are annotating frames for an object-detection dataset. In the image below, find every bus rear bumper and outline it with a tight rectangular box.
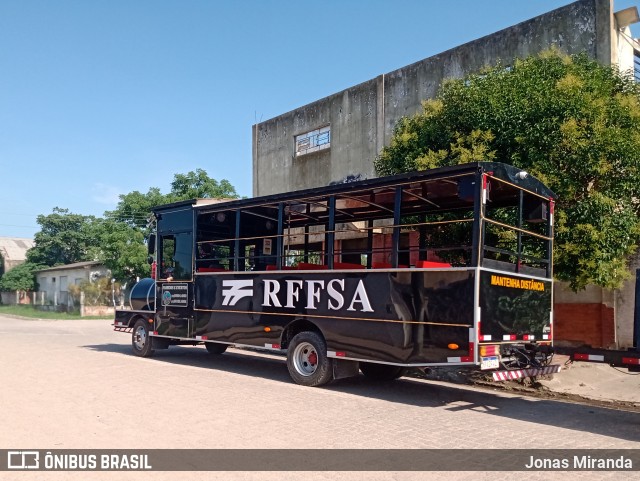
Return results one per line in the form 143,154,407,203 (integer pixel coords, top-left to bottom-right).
492,364,562,382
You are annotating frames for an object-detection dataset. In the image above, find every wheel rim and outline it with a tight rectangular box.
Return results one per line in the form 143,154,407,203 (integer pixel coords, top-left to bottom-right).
292,342,319,376
134,325,147,350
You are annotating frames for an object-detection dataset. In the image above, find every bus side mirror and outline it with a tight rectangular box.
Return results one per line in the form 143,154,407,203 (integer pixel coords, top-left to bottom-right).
147,234,156,255
148,255,154,265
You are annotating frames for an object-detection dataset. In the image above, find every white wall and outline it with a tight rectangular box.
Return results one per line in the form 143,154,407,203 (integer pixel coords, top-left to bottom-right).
36,266,109,306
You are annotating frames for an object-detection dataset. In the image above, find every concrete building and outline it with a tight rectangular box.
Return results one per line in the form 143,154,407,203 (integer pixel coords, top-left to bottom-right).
35,261,110,307
252,0,640,348
253,0,638,196
0,236,34,276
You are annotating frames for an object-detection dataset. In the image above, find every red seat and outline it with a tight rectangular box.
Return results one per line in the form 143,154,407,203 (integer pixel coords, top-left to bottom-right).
266,265,295,271
372,262,392,269
198,267,227,272
297,262,329,270
416,260,452,268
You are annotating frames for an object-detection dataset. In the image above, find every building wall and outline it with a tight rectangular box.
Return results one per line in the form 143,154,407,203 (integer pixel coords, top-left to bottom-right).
36,265,109,306
254,0,614,197
616,25,640,77
252,0,640,349
0,237,35,275
554,282,617,348
253,78,381,196
554,303,616,347
551,256,639,349
0,291,33,305
614,253,640,348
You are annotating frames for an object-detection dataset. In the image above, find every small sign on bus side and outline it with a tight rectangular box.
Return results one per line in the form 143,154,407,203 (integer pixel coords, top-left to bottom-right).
161,283,189,307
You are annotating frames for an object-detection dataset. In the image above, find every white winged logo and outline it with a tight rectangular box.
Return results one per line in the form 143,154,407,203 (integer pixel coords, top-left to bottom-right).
222,279,254,306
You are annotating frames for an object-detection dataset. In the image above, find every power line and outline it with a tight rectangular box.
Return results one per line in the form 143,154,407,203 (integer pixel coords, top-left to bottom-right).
0,223,38,228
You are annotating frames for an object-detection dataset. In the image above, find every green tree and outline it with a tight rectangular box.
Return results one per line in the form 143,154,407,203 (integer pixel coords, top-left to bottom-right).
25,171,239,284
100,169,239,282
27,208,100,266
90,219,149,283
105,169,238,229
168,168,238,201
104,187,167,230
0,262,43,292
375,50,640,290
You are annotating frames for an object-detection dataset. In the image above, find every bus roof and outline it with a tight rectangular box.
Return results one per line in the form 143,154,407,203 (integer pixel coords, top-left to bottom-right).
152,162,556,214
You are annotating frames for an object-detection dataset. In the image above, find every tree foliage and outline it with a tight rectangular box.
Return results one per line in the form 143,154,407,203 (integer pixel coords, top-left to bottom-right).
105,168,239,229
0,262,43,292
169,169,238,201
99,169,239,282
104,187,167,230
375,50,640,290
24,170,239,285
91,219,149,283
26,208,99,267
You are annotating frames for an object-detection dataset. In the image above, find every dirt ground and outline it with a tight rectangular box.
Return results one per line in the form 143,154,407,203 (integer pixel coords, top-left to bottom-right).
536,355,640,408
417,354,640,412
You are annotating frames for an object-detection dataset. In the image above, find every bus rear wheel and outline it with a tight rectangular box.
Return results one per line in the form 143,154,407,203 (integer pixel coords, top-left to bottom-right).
286,331,334,387
205,342,228,355
132,319,154,357
360,362,405,381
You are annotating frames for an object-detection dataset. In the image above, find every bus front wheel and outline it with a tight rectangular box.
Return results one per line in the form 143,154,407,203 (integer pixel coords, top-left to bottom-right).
287,331,334,387
132,319,154,357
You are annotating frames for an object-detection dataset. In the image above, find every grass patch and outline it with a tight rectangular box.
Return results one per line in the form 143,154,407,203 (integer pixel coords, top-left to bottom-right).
0,305,109,320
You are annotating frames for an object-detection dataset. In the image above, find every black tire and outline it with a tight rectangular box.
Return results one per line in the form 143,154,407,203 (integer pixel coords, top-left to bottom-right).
205,342,228,355
360,362,405,381
132,318,154,357
286,331,334,387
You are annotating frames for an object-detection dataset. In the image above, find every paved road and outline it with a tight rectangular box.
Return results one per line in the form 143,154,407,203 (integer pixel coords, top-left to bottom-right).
1,316,638,481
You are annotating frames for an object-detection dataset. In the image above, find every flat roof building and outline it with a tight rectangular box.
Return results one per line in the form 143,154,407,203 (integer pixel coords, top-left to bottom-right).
251,0,640,349
253,0,639,197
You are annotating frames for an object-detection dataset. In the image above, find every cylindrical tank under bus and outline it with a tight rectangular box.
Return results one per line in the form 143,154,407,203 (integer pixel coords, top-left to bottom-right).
128,278,156,311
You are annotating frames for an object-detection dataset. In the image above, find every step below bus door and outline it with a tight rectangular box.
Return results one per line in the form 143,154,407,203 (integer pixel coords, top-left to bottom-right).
155,281,193,339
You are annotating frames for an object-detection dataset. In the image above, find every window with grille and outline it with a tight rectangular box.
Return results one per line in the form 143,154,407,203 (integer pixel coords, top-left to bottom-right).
295,125,330,157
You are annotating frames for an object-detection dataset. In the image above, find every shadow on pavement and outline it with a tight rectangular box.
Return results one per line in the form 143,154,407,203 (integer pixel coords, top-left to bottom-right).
83,342,640,443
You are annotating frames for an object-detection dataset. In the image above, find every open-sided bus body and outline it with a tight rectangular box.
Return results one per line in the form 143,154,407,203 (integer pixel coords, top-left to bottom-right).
115,162,558,385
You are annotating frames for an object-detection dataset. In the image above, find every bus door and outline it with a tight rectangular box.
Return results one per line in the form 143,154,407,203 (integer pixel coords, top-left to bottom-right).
156,225,195,339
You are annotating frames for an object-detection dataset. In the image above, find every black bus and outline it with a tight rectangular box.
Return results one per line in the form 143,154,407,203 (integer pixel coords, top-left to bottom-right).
114,162,560,386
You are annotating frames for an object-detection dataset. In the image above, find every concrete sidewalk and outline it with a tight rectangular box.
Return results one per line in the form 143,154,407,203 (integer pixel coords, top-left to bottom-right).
538,354,640,405
419,354,640,409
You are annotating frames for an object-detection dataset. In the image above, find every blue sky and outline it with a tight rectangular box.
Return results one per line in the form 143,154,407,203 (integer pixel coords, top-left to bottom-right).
1,0,639,239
